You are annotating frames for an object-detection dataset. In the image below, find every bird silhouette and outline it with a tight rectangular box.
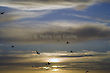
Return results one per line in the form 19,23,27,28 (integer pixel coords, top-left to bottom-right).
0,12,5,14
66,41,70,44
32,65,36,67
45,62,51,65
32,65,34,67
36,51,40,54
11,45,15,48
70,51,73,53
47,62,51,65
85,71,89,73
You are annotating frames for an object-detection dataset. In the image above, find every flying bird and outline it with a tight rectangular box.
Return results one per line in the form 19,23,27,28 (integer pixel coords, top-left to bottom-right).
66,41,70,44
46,62,51,65
11,45,15,48
70,51,73,53
32,65,36,67
0,12,5,14
47,62,51,65
85,71,89,73
32,65,34,67
36,51,40,55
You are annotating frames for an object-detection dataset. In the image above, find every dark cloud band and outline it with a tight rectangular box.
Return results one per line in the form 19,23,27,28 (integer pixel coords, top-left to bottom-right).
0,24,110,43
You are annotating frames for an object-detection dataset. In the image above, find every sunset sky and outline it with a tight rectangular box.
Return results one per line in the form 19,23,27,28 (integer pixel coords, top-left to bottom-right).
0,0,110,73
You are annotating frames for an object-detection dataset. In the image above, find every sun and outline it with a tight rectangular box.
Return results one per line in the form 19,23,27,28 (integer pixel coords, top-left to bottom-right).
49,58,60,62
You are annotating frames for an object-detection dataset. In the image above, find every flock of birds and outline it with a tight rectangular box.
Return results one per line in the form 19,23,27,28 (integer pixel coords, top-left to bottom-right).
1,12,89,73
31,41,88,73
31,41,71,66
32,43,88,73
10,41,89,73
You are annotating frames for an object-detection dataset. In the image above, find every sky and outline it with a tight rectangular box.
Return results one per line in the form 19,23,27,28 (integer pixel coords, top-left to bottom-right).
0,0,110,44
0,0,110,50
0,0,110,73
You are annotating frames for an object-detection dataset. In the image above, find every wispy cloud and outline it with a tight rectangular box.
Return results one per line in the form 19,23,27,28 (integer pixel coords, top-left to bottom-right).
64,14,110,23
0,50,110,70
0,0,110,10
0,9,51,23
1,50,110,63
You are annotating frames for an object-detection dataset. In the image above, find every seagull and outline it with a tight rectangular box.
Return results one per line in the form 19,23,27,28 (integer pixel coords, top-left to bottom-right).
32,65,34,67
46,62,51,65
86,71,89,73
36,51,40,55
47,62,51,65
0,12,5,14
11,45,15,48
32,65,36,67
66,41,70,44
70,51,73,53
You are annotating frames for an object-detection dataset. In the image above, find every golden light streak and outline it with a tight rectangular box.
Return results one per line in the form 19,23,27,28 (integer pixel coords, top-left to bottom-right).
49,58,60,62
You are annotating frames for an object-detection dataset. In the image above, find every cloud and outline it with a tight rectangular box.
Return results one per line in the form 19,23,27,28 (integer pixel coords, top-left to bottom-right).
0,50,110,63
0,0,110,10
60,55,94,58
64,14,110,23
0,50,110,70
0,7,51,23
0,21,110,43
